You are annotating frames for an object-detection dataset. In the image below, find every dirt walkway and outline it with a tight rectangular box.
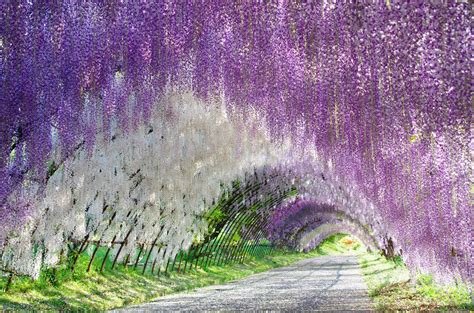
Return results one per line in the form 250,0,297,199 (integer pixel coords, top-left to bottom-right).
115,255,373,312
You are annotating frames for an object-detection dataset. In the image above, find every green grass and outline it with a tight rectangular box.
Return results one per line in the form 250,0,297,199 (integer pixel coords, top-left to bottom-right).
312,233,365,255
0,235,354,311
358,252,473,311
3,234,471,311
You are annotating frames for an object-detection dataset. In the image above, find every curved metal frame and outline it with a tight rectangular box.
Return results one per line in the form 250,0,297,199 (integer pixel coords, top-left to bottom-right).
34,173,296,282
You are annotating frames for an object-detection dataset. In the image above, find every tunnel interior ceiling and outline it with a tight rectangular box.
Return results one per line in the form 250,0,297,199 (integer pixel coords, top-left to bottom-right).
0,2,471,284
266,199,380,252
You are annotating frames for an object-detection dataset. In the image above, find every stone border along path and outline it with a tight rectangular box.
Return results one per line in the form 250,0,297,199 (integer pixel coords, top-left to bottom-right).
113,255,374,312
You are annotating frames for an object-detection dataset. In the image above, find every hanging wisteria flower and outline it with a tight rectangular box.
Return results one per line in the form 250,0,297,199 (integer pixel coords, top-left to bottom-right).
0,1,471,283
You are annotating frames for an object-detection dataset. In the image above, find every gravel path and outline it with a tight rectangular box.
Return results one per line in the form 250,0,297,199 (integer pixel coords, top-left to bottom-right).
115,255,373,312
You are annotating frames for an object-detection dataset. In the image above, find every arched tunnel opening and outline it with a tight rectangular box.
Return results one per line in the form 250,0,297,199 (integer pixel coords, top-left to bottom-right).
64,168,383,277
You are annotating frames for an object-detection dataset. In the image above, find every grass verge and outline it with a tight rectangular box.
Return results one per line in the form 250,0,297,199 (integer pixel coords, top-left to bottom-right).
4,233,470,311
0,234,355,311
358,252,473,311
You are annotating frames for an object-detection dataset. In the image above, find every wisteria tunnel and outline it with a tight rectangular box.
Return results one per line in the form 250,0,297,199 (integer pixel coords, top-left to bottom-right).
0,0,471,300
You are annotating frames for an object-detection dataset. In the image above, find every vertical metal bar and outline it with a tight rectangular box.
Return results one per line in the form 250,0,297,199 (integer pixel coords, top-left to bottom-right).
151,247,162,274
71,234,90,272
134,244,144,269
190,241,206,270
211,183,271,267
157,246,169,275
111,228,133,270
254,194,288,258
216,212,257,266
230,195,278,264
182,244,195,273
4,273,14,292
170,249,181,272
246,200,279,261
239,232,261,263
204,200,247,265
191,182,254,269
157,263,162,276
226,214,262,264
201,208,243,268
142,236,160,274
245,216,274,261
213,211,253,266
194,242,208,269
203,186,261,268
235,199,277,263
199,186,257,269
234,217,265,263
249,231,265,258
205,209,250,268
254,194,287,255
248,238,263,260
100,235,117,272
176,250,185,273
164,256,171,273
221,211,263,265
87,242,101,272
235,200,275,262
124,253,131,268
254,229,269,257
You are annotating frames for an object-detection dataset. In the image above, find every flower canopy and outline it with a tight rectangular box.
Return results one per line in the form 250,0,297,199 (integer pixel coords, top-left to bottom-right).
0,1,471,282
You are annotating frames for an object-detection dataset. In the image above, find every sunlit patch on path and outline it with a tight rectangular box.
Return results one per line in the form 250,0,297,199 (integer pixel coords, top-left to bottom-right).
115,255,373,312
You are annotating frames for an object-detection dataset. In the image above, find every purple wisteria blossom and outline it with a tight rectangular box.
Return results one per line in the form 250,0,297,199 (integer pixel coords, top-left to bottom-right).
0,2,471,283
